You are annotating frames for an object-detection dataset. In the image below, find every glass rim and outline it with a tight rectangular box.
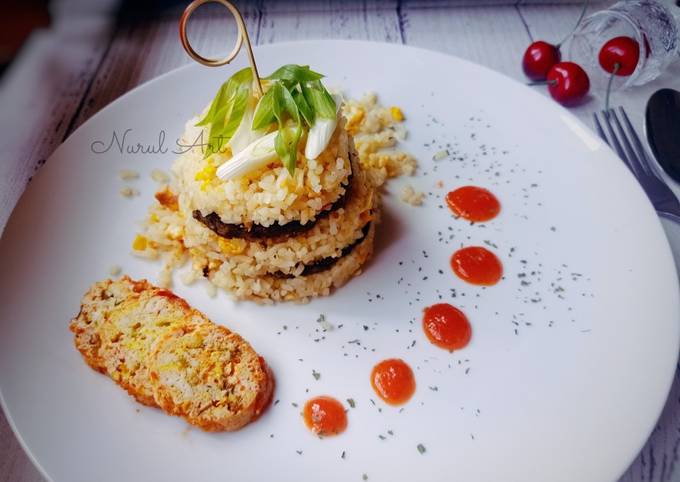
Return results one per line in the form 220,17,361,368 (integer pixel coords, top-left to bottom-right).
573,8,647,85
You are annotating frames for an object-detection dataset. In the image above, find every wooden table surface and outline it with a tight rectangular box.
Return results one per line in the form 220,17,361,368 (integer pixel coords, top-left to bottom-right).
2,1,680,481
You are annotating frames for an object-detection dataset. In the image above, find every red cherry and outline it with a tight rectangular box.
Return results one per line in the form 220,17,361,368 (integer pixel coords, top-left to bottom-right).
598,36,640,76
522,41,561,80
546,62,590,106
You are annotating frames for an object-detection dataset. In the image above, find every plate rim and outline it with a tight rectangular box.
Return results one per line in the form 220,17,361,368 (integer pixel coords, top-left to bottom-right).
1,39,678,482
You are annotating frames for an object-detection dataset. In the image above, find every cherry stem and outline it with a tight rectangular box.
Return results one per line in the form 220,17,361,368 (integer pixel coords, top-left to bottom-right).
556,0,590,48
527,80,557,86
604,62,620,112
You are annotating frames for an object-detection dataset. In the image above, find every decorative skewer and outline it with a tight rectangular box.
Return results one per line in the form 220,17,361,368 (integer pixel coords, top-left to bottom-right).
179,0,263,96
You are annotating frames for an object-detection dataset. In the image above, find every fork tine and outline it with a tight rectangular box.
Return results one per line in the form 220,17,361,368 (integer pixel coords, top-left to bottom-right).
608,108,646,177
618,107,653,175
601,110,629,166
593,113,609,145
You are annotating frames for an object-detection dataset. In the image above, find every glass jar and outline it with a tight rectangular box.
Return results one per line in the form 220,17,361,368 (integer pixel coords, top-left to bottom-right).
567,0,679,91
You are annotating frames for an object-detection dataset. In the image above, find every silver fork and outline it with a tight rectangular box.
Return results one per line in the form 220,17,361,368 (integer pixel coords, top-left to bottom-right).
593,107,680,224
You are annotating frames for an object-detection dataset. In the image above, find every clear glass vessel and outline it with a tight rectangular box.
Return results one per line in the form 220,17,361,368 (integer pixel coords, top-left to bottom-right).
568,0,679,91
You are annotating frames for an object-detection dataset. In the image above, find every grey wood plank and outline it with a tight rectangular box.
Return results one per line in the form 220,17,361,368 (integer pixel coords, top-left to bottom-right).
404,0,607,6
516,1,598,43
617,363,680,482
0,20,114,481
261,0,398,13
516,2,608,122
516,1,680,131
0,410,42,482
69,4,260,132
0,14,115,482
0,19,113,232
400,4,529,80
518,3,680,199
3,3,680,482
257,2,402,44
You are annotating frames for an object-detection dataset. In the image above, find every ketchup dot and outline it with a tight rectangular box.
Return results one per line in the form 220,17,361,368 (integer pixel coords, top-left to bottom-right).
303,396,347,436
370,359,416,406
423,303,472,351
446,186,501,222
451,246,503,286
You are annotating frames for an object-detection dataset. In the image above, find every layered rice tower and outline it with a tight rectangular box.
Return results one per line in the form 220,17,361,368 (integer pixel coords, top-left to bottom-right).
170,118,376,301
140,66,382,302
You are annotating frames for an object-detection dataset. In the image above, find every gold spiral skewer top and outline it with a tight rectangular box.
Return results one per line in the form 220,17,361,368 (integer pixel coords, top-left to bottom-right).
179,0,263,96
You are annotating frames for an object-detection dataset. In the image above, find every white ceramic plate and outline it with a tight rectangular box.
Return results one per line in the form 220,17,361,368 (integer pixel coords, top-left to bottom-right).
1,41,678,482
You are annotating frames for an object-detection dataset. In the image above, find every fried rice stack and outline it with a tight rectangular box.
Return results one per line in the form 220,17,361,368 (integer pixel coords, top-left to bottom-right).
141,112,379,302
135,91,414,303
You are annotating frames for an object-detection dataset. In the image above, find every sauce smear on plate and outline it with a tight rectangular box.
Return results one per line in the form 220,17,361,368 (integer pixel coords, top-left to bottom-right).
371,359,416,405
303,396,347,436
423,303,472,351
451,246,503,286
446,186,500,222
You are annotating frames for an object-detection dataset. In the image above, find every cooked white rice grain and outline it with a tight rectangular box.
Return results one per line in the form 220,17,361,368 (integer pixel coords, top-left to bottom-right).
120,186,140,198
151,169,170,183
119,169,140,181
400,184,425,206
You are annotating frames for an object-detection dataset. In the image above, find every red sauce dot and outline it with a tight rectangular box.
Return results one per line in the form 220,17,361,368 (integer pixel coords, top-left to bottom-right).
303,396,347,436
370,359,416,406
451,246,503,286
423,303,472,351
446,186,500,222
